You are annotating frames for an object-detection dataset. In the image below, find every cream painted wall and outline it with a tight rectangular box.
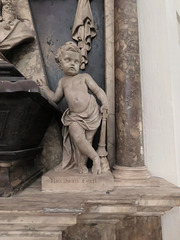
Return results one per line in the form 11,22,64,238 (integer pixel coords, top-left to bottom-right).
137,0,180,239
137,0,178,184
167,0,180,187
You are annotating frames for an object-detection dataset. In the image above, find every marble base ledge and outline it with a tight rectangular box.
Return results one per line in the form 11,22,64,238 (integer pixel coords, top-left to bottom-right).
42,169,114,193
1,176,180,239
0,231,62,240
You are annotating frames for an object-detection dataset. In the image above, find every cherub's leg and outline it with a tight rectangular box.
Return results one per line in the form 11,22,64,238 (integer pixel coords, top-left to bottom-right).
78,129,99,174
69,122,101,174
85,129,97,144
86,129,102,175
78,155,88,174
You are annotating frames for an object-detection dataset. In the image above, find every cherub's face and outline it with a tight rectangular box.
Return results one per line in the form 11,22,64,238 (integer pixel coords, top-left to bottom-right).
60,51,81,76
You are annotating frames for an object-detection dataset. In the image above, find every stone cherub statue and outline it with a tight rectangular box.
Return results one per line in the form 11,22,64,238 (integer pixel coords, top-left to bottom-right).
39,41,109,175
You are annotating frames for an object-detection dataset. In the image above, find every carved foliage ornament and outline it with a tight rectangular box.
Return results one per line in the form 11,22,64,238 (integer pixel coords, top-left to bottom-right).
72,0,96,70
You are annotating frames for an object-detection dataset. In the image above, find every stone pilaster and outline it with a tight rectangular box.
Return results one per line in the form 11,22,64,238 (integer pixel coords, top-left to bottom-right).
114,0,150,181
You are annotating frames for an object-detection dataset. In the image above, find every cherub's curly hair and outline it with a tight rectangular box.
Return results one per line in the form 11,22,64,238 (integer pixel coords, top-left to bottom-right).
55,41,82,68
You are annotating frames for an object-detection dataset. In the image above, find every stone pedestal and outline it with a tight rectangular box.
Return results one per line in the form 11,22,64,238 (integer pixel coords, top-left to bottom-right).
0,177,179,240
0,77,58,196
42,169,114,193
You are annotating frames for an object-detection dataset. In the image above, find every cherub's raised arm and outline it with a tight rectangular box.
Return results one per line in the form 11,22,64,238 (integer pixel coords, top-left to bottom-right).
39,80,64,104
85,74,108,112
54,80,64,103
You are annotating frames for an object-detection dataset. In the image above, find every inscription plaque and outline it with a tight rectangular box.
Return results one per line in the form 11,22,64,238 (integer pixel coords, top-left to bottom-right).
42,169,114,193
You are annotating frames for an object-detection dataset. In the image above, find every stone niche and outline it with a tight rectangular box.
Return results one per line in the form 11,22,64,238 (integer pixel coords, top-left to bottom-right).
0,0,180,240
28,0,115,169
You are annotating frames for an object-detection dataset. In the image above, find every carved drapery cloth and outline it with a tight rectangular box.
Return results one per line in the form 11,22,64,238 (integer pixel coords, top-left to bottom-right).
72,0,96,70
55,95,101,171
0,0,34,51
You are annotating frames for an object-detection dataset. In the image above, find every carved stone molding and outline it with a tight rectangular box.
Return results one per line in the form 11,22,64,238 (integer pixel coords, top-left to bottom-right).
113,165,153,187
113,165,151,180
104,0,115,168
0,177,180,239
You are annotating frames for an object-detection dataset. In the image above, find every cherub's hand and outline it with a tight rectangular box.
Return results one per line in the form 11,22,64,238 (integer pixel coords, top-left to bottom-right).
36,79,43,87
36,79,49,96
100,105,109,118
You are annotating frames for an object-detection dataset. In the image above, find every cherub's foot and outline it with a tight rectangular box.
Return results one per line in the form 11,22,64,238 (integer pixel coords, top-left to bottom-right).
3,22,11,30
92,156,102,175
79,165,88,174
54,164,63,172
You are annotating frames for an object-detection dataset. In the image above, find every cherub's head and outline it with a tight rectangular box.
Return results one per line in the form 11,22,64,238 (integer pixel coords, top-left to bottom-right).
55,41,82,76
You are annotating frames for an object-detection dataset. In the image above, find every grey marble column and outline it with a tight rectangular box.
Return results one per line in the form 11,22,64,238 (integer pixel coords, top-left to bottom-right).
114,0,144,168
113,0,152,181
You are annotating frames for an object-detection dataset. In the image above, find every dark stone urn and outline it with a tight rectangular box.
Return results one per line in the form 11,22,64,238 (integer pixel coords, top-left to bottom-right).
0,56,59,196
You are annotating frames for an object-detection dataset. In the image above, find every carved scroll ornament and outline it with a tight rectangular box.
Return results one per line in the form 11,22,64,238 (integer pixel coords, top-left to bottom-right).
72,0,96,70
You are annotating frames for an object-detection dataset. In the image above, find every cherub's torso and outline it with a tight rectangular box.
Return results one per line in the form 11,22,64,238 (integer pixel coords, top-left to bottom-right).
61,73,91,113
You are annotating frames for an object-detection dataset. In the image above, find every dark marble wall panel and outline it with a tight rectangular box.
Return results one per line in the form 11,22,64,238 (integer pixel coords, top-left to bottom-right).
114,0,144,167
29,0,105,112
116,216,162,240
62,223,102,240
62,217,162,240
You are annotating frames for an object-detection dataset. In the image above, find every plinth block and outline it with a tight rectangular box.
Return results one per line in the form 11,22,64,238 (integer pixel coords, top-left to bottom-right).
113,165,151,180
42,169,114,193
